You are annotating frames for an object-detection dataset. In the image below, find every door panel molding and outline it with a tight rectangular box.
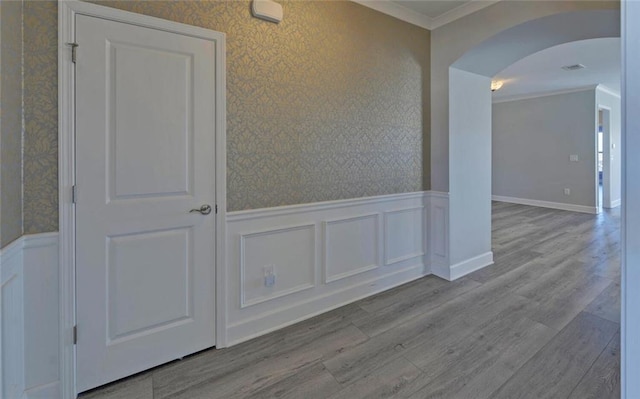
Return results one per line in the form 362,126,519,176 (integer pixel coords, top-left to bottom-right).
59,2,226,397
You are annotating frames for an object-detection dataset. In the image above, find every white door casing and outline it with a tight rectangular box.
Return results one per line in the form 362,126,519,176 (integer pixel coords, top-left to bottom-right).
74,13,220,392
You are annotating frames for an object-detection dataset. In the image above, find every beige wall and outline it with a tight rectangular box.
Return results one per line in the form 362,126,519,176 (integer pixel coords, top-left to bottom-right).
430,0,619,192
0,0,24,247
22,0,58,235
7,0,430,239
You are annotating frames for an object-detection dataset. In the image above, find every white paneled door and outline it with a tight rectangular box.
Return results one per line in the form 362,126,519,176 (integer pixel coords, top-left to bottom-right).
75,14,217,392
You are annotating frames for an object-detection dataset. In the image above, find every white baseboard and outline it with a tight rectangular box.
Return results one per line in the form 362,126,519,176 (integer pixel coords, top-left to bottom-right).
492,195,598,214
430,259,451,281
432,252,494,281
1,233,60,399
449,252,494,280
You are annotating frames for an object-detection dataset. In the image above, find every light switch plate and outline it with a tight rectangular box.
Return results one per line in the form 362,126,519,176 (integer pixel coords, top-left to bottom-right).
570,154,579,162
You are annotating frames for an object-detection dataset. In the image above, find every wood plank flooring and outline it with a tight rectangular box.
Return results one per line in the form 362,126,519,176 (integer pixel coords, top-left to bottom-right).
80,202,621,399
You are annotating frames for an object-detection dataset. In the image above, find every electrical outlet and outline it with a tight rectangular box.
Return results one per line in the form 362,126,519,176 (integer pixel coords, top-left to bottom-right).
569,154,579,162
264,265,276,287
564,188,571,196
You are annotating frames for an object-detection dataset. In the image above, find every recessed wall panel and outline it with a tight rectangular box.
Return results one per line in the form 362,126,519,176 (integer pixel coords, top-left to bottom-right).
240,224,315,307
107,228,192,341
109,43,193,200
324,214,380,283
385,207,424,265
433,205,447,258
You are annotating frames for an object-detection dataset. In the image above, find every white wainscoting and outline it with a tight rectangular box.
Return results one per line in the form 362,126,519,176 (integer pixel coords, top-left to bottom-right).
225,191,439,345
240,223,316,308
0,192,455,394
429,192,450,280
0,233,60,399
1,238,24,399
324,213,381,283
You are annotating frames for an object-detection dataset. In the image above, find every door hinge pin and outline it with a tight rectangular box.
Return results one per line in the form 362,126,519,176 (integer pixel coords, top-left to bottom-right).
72,185,77,204
73,325,77,345
67,42,79,63
215,204,218,214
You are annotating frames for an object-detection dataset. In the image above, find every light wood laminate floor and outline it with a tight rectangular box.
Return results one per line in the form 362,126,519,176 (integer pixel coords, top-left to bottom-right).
81,202,621,399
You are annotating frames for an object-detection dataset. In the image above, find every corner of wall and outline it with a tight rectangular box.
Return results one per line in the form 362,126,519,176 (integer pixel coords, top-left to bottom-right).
1,233,60,399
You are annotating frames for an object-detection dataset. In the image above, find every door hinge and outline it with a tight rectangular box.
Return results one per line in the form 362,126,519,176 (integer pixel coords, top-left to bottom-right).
215,204,218,214
72,185,77,204
73,325,78,345
67,42,79,63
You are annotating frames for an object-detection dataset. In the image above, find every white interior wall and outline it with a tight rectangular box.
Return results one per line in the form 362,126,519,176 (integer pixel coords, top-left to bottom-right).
596,86,622,208
447,68,493,274
492,89,597,210
622,1,640,396
431,4,618,279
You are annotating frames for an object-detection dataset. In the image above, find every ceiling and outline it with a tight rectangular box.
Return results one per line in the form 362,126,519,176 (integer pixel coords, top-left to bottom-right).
392,0,471,18
492,38,621,102
351,3,621,100
352,0,497,29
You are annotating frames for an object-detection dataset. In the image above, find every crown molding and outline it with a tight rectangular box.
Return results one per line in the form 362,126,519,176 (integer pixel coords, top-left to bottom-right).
351,0,500,30
492,84,599,104
430,0,502,29
597,84,621,99
351,0,432,30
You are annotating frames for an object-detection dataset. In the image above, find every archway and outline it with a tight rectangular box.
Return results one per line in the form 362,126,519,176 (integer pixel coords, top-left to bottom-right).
435,9,620,280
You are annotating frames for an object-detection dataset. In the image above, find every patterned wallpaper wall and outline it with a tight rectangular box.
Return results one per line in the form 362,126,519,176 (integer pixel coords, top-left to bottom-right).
20,0,429,233
1,0,24,246
23,0,59,234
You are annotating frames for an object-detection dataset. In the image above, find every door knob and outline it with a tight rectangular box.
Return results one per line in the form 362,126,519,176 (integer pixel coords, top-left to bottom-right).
189,204,212,215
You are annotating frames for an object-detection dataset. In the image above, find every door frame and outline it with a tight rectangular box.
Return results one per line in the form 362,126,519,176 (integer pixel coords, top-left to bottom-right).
58,2,227,397
597,105,613,210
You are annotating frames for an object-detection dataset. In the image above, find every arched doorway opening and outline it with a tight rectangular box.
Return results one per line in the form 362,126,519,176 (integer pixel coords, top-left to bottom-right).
436,8,620,279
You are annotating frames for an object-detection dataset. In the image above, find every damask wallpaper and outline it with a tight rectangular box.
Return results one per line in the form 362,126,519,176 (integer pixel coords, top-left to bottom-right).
18,0,429,234
23,0,58,234
0,0,24,246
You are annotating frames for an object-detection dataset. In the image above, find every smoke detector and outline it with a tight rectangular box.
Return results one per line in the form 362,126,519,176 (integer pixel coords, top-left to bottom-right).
562,64,586,71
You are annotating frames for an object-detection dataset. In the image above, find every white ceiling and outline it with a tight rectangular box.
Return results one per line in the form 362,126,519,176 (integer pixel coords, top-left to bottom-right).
492,38,621,102
352,0,498,30
392,0,471,18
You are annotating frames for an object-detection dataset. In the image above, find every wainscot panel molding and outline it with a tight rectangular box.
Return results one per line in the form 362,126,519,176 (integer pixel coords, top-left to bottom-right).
428,191,450,280
1,238,24,399
1,193,496,392
492,195,598,214
1,233,60,399
225,191,452,345
383,207,425,266
240,224,316,308
323,213,382,283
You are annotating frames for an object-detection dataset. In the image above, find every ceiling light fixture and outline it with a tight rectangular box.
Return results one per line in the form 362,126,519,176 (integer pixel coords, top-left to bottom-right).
491,80,503,92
